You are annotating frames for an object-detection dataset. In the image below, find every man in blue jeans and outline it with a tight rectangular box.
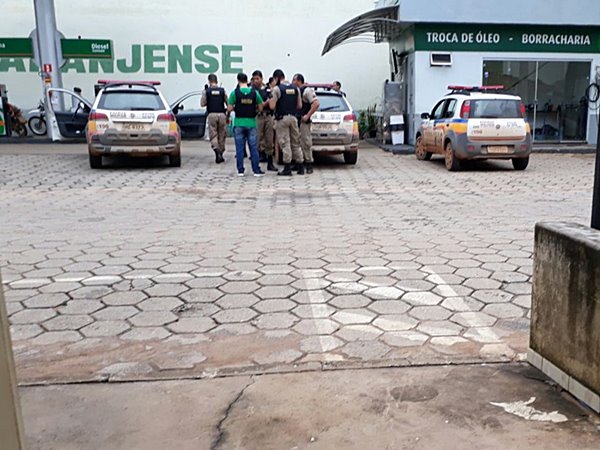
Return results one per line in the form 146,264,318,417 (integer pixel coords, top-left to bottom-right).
226,72,265,177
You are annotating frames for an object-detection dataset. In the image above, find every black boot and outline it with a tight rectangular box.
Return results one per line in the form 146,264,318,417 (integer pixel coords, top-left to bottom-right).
267,156,277,171
213,148,220,164
259,151,268,163
278,164,293,176
291,162,299,172
305,163,313,174
297,163,305,175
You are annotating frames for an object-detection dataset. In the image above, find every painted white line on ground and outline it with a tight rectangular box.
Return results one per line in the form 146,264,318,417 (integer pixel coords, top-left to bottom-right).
422,266,501,342
303,271,339,361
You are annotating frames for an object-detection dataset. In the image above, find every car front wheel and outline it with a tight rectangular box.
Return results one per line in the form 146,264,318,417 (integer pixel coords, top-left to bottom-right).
415,135,432,161
444,141,461,172
89,154,102,169
169,154,181,167
512,157,529,171
344,151,358,165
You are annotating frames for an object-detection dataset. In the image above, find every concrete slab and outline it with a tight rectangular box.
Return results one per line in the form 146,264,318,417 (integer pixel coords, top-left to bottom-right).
20,364,600,450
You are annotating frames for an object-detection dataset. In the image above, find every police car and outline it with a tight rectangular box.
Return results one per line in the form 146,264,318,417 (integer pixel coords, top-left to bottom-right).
307,84,359,164
416,86,532,171
85,80,183,168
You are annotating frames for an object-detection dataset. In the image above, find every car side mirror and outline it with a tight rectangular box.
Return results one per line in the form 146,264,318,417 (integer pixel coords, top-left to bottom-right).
421,112,430,119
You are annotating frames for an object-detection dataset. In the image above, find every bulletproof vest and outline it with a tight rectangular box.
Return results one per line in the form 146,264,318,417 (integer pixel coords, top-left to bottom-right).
275,83,299,117
259,86,272,113
299,86,311,116
206,87,226,114
234,87,257,119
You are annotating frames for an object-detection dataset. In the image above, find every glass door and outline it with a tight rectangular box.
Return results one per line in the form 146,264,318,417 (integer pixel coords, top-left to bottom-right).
483,60,591,142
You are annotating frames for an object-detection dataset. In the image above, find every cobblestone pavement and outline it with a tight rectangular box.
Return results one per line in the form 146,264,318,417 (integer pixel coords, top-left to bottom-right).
0,142,595,382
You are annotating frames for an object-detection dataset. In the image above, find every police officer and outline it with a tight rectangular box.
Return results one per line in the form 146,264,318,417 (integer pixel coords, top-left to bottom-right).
201,73,227,164
252,70,277,171
268,69,303,176
292,74,320,174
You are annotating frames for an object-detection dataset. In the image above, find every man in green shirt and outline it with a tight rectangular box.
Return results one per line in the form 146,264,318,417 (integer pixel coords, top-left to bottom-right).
227,72,265,176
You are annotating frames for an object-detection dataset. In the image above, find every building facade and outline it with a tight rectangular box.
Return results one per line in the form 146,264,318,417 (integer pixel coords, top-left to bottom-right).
324,0,600,144
0,0,388,111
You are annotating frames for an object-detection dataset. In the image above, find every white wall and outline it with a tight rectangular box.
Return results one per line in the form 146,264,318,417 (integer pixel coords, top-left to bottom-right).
1,0,389,110
376,0,600,25
412,51,600,144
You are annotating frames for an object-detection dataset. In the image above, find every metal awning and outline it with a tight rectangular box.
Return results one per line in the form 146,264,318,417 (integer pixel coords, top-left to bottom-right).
321,5,400,55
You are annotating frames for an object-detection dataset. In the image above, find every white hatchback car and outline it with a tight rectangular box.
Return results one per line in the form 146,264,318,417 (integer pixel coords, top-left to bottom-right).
416,86,532,171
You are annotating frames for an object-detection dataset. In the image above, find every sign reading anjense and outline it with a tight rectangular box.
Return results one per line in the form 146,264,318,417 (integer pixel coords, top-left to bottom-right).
415,24,600,53
0,43,244,74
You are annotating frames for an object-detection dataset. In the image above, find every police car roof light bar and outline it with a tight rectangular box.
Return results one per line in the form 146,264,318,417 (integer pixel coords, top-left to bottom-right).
97,80,162,86
305,83,337,91
448,85,505,94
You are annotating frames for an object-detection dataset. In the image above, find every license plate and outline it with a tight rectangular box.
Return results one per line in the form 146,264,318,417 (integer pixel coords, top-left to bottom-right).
487,146,510,154
122,123,149,131
312,123,337,131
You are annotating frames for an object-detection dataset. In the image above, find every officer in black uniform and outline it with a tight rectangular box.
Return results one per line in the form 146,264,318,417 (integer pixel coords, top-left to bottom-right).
201,74,227,163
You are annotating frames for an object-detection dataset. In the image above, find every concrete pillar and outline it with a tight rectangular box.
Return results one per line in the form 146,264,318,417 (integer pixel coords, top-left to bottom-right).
33,0,63,141
0,273,26,449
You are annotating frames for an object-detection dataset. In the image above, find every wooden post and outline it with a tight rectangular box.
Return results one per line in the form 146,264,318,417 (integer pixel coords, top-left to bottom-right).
0,273,25,449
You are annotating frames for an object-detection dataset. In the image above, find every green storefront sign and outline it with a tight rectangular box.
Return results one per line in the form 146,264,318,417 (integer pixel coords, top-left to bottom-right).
0,37,112,59
414,23,600,53
0,38,33,57
61,39,112,59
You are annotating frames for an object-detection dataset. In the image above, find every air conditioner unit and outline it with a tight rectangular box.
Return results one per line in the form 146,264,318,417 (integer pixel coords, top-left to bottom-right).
430,52,452,67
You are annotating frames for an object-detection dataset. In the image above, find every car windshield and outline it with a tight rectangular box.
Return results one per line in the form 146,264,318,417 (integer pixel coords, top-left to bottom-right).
317,94,350,112
98,90,165,111
469,99,521,119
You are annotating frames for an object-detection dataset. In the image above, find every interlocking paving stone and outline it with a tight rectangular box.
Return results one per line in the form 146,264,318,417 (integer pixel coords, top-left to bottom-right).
255,285,297,299
213,308,257,324
402,292,443,306
92,306,139,321
372,315,418,332
216,294,260,309
335,325,382,342
381,331,429,347
121,327,171,341
102,291,147,306
219,281,261,294
184,277,227,289
364,286,404,300
341,340,391,359
144,283,188,297
367,300,411,315
10,324,44,340
472,290,513,304
409,306,452,321
81,321,130,337
180,288,223,303
293,319,339,335
44,314,93,331
440,297,484,312
482,303,524,319
451,312,497,328
254,349,303,365
58,300,104,315
292,304,335,319
129,311,178,326
211,324,258,336
69,286,112,300
23,293,69,309
167,317,217,334
137,297,183,311
30,331,82,345
416,321,463,337
300,335,344,353
253,313,298,330
328,295,371,309
254,299,296,313
10,308,57,324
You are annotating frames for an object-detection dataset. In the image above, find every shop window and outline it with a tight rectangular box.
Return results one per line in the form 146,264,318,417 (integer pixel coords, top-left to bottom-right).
483,60,591,142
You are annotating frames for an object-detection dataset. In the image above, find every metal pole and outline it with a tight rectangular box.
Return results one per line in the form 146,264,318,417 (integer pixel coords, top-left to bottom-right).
591,115,600,230
0,273,26,450
33,0,63,141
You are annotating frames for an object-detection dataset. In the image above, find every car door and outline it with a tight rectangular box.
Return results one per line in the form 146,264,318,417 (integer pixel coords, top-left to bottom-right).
46,88,93,139
435,99,457,152
424,100,447,151
170,91,206,139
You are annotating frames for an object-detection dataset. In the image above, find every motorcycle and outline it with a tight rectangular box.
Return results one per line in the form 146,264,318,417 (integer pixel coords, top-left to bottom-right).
27,100,47,136
8,103,28,137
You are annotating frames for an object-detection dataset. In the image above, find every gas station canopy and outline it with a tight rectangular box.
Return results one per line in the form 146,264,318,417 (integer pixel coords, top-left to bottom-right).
321,5,400,55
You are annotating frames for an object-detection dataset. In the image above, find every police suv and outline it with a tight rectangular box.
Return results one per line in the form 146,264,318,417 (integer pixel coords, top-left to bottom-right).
416,86,532,171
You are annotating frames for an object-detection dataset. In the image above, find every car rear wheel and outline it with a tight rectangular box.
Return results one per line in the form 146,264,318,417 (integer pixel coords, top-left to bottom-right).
512,157,529,171
89,154,102,169
444,141,461,172
415,135,432,161
169,154,181,167
344,151,358,165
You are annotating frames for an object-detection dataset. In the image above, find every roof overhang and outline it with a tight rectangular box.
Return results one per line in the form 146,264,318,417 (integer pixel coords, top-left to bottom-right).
322,5,401,55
